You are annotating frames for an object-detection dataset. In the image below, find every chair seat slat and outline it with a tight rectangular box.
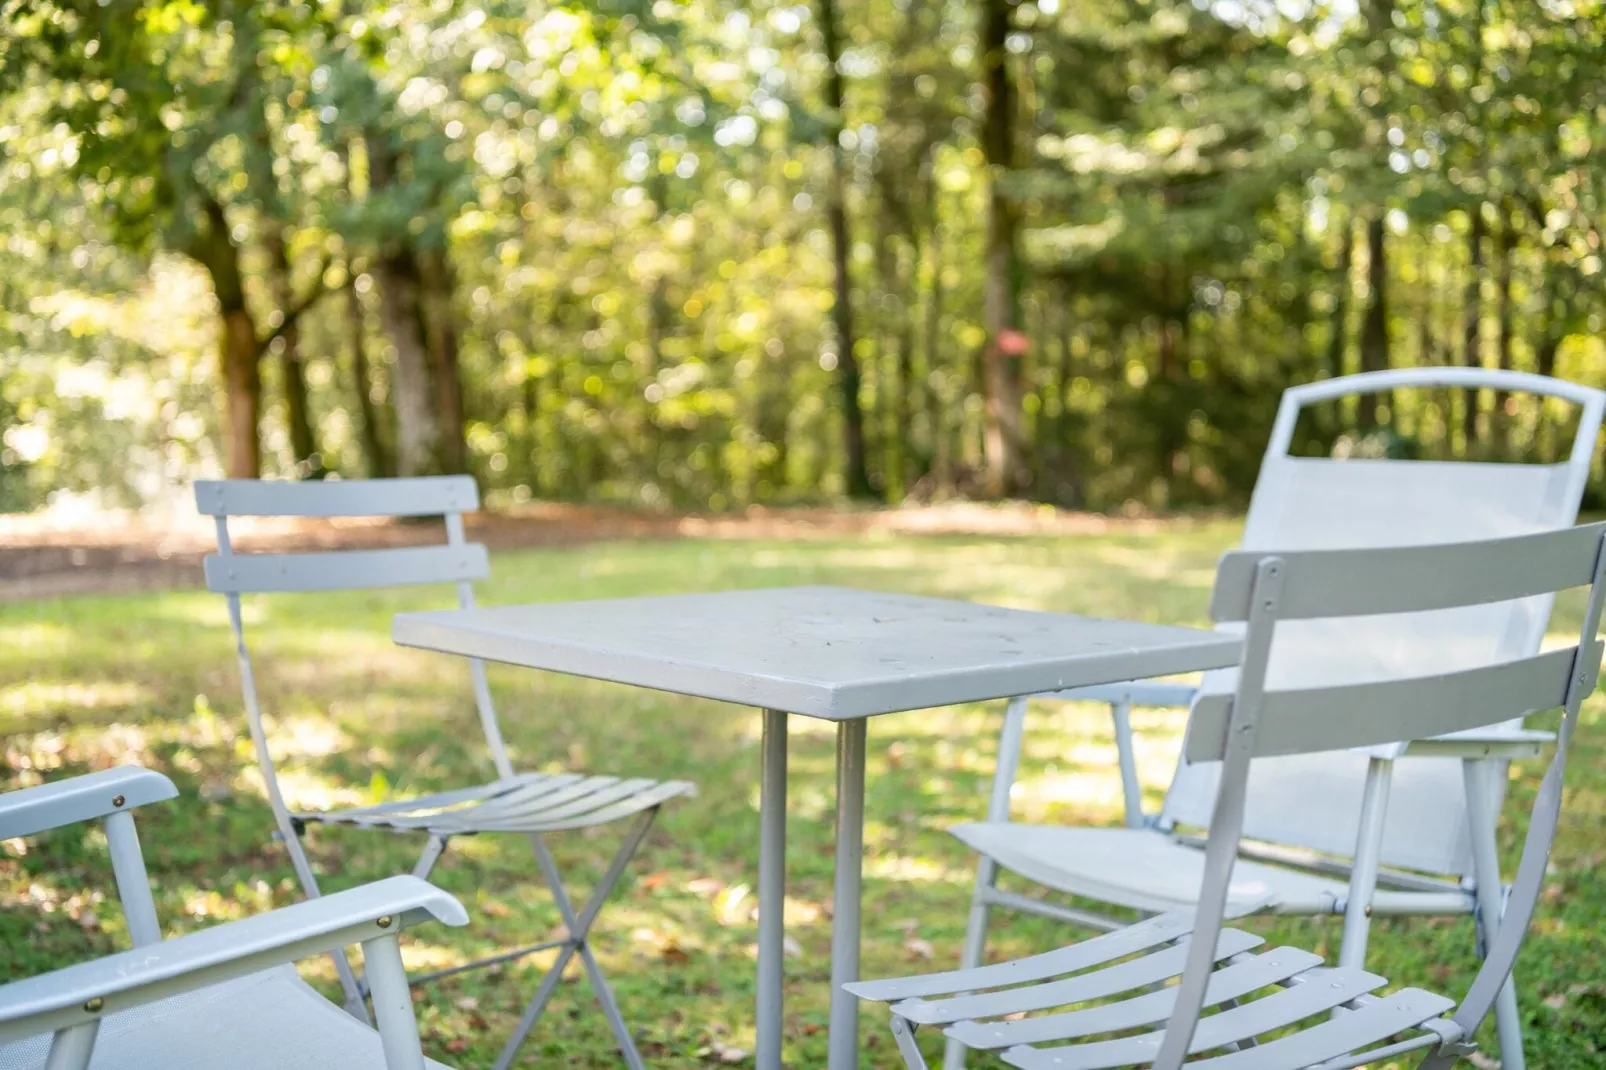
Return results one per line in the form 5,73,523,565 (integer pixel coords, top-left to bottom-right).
998,968,1394,1070
945,949,1324,1050
847,913,1198,1003
897,930,1262,1025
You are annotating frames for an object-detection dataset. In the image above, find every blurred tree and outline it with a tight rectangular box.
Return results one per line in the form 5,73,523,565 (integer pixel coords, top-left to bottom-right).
2,0,1604,516
816,0,872,498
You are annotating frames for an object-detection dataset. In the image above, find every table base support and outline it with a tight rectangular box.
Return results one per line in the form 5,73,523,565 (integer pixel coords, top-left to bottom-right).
828,718,869,1070
757,709,789,1069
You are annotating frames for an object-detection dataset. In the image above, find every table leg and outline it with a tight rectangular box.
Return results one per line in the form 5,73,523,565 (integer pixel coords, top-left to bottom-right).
757,708,789,1070
828,717,868,1070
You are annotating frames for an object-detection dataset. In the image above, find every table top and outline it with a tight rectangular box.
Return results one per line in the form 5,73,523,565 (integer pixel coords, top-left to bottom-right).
392,585,1241,720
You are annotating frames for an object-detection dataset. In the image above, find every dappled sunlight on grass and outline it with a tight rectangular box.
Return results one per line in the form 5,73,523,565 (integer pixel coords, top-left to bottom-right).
863,853,973,885
0,621,73,654
5,524,1606,1065
0,679,152,720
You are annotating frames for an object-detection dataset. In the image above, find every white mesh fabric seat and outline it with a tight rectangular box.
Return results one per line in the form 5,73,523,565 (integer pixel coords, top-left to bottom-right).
0,968,455,1070
951,370,1606,1070
850,524,1606,1070
948,824,1346,916
195,477,695,1070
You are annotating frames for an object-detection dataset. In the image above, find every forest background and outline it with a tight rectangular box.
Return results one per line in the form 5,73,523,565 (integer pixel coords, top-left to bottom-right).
2,0,1602,515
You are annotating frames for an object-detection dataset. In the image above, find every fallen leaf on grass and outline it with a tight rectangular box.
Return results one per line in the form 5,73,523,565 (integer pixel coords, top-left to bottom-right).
716,884,752,926
711,1041,748,1063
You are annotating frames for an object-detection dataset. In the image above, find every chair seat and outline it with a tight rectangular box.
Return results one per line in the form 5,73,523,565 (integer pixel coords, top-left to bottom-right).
951,823,1350,916
0,966,455,1070
848,912,1462,1069
292,770,696,835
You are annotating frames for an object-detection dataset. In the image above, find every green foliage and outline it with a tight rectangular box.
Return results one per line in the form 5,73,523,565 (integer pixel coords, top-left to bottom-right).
1,0,1605,511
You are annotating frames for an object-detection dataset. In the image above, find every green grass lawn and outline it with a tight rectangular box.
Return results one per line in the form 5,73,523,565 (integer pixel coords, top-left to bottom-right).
3,521,1603,1066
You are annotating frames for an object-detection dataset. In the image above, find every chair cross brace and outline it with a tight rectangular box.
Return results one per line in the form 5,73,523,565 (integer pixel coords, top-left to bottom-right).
341,809,660,1069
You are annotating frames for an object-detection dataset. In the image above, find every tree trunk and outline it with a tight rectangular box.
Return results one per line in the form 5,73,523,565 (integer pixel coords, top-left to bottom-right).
1492,209,1515,452
1357,213,1389,428
1535,260,1562,381
978,0,1026,497
416,245,467,474
264,223,321,476
1462,209,1485,445
375,246,441,477
1324,217,1353,381
817,0,873,498
924,172,949,491
1416,244,1435,366
189,198,262,479
347,274,393,477
220,309,263,479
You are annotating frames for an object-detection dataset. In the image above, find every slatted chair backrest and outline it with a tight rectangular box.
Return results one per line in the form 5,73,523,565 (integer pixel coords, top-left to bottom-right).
1160,368,1606,877
1153,522,1606,1070
194,477,514,904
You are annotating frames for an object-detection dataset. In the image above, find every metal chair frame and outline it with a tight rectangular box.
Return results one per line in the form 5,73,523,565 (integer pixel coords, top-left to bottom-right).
0,767,467,1070
195,476,693,1069
952,369,1605,1070
853,521,1606,1070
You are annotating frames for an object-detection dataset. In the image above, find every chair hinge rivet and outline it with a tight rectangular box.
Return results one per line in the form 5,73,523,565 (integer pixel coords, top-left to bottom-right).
84,997,104,1013
377,915,394,929
112,795,125,808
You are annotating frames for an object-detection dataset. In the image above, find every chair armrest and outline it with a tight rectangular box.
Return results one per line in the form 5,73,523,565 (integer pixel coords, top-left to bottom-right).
1402,728,1556,761
1035,681,1200,707
0,875,469,1044
0,767,177,841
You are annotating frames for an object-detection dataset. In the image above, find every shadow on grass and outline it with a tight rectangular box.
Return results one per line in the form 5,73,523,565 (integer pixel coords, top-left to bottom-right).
4,524,1605,1066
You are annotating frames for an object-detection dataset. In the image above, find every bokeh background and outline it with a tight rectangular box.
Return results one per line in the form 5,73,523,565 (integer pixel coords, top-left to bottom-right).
3,0,1604,516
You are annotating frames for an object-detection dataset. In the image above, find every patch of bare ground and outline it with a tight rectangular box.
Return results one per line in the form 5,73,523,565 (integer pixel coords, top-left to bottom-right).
0,500,1199,601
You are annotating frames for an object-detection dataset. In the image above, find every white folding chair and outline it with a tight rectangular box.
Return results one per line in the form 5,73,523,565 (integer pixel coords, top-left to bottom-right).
0,766,468,1070
193,477,696,1069
952,368,1605,1070
851,521,1606,1070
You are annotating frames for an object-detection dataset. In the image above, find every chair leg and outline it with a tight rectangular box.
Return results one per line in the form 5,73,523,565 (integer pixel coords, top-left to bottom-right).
44,1023,99,1070
1464,759,1526,1070
359,835,455,1002
892,1016,931,1070
1337,757,1393,969
412,833,450,879
941,857,999,1070
493,809,659,1070
275,825,369,1022
1110,698,1145,830
364,932,428,1070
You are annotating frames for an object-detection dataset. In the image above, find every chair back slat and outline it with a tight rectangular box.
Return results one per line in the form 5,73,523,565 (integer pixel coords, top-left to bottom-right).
1211,523,1606,623
203,545,490,594
195,477,479,518
1186,645,1592,764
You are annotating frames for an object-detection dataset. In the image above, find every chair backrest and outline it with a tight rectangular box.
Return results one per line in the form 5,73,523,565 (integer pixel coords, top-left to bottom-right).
1154,523,1606,1068
1161,368,1605,876
194,477,511,901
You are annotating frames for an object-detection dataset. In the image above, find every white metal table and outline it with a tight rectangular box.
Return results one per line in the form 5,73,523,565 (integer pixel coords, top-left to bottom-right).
392,585,1241,1069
